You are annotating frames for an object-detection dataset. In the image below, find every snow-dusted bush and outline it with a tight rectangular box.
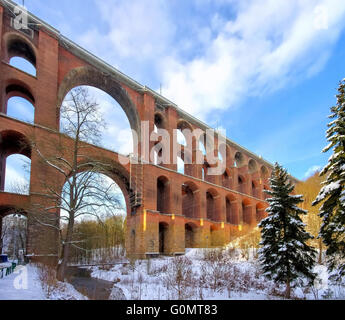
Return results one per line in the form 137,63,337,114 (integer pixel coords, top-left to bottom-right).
148,261,168,276
36,263,58,298
200,249,230,291
163,256,195,300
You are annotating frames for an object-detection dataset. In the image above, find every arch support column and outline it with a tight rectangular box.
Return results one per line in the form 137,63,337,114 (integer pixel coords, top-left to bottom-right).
219,196,226,223
243,204,256,226
230,200,240,225
0,155,5,191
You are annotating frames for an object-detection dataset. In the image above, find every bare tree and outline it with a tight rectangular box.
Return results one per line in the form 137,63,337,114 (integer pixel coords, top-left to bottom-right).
1,214,27,259
0,217,8,254
29,87,123,281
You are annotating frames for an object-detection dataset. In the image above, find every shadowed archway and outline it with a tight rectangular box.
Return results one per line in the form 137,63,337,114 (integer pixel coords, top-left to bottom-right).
57,66,141,146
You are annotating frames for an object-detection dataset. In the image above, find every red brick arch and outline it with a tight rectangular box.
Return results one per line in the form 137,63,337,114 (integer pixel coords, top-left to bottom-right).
57,66,141,143
3,31,38,67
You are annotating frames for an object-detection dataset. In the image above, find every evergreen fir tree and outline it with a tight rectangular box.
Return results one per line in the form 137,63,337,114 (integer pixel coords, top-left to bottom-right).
259,163,316,299
313,79,345,281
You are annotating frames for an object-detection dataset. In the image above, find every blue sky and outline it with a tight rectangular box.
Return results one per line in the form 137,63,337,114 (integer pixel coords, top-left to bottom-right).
6,0,345,182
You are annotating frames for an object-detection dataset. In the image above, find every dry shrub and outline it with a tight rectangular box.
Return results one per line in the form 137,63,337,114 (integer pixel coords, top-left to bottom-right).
226,247,239,260
36,263,58,298
163,256,194,300
99,264,112,271
237,228,261,260
225,263,271,297
268,283,286,298
200,249,230,291
149,263,168,276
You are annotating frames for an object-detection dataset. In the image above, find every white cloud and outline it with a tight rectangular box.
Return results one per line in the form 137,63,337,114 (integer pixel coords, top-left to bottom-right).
77,0,175,81
98,0,175,60
161,0,345,120
304,165,322,178
77,0,345,122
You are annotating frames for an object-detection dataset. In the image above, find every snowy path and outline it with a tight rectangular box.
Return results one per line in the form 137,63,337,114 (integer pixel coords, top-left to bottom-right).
0,265,46,300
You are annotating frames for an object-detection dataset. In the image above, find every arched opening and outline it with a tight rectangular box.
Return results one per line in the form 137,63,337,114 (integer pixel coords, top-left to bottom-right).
3,83,35,123
226,195,236,224
60,86,134,156
242,200,253,225
159,222,169,254
218,143,229,164
218,151,223,162
256,204,266,222
206,192,214,221
152,145,164,166
61,171,127,264
4,154,30,195
6,35,37,76
261,166,269,180
182,182,199,219
222,169,231,188
5,83,35,104
239,202,244,224
206,189,220,221
177,156,185,175
57,67,141,154
177,129,187,146
176,120,195,154
157,176,170,214
9,57,36,76
210,225,217,247
0,130,31,194
238,175,246,194
199,138,206,156
248,159,258,174
199,132,214,159
203,162,210,182
154,112,166,130
0,209,27,262
226,198,231,223
203,161,216,184
185,223,197,248
6,96,35,124
234,152,245,168
252,180,260,198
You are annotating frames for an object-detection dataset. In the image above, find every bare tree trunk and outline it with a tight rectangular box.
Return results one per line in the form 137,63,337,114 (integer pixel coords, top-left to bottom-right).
318,238,323,264
57,216,74,281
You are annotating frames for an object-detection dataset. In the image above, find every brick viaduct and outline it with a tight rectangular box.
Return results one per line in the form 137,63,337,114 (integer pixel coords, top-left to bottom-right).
0,1,296,260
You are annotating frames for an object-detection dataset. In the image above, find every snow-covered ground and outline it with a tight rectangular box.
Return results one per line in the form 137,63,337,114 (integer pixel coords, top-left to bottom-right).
0,250,344,300
0,264,88,300
0,265,45,300
90,249,345,300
